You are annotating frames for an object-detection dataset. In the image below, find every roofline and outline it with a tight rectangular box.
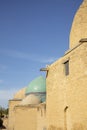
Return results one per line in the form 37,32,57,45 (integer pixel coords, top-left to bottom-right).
65,38,87,56
14,102,46,109
9,99,22,101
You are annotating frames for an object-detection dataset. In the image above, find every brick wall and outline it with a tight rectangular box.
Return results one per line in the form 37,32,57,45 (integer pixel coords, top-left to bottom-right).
46,42,87,130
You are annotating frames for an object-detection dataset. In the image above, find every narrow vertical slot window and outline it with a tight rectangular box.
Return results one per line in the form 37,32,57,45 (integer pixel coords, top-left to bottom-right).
64,60,69,76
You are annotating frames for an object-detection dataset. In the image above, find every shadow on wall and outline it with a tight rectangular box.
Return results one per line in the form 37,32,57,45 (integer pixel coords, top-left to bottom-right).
48,125,63,130
43,127,46,130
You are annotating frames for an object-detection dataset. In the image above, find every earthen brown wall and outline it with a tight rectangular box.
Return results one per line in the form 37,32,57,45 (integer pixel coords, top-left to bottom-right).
14,106,37,130
46,42,87,130
37,104,46,130
8,100,21,130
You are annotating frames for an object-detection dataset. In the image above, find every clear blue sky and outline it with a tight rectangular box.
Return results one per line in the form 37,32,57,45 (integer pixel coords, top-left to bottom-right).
0,0,82,108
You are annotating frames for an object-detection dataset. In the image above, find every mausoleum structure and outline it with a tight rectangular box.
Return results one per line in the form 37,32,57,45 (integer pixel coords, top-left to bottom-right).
8,1,87,130
8,76,46,130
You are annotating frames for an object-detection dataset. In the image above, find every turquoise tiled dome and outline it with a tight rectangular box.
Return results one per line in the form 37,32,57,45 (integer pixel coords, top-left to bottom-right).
25,76,46,95
25,76,46,103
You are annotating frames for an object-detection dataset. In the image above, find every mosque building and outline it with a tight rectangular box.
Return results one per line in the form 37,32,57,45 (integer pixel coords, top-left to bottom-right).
8,0,87,130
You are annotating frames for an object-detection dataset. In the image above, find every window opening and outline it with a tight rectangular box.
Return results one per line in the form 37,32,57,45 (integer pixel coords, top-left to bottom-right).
64,60,69,76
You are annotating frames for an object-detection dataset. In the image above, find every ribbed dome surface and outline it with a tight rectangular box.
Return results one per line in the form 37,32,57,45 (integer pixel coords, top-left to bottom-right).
70,0,87,49
14,87,26,99
25,76,46,95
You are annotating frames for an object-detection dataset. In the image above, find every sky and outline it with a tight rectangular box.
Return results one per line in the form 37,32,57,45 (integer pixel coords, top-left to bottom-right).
0,0,82,108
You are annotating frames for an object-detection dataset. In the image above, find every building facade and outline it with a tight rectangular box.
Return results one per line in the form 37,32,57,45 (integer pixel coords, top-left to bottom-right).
46,1,87,129
8,1,87,130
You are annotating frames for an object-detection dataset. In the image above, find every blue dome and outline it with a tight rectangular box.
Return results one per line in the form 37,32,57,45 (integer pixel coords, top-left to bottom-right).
25,76,46,94
25,76,46,102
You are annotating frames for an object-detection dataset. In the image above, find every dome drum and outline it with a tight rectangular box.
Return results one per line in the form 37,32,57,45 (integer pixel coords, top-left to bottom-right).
25,91,46,96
